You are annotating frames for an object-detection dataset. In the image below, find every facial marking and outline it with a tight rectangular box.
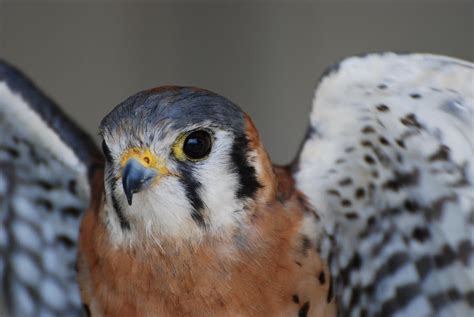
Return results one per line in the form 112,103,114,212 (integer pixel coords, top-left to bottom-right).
99,86,270,244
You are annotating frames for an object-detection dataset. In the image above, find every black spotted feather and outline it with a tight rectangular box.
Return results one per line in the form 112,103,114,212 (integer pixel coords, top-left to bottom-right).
0,61,101,317
294,53,474,316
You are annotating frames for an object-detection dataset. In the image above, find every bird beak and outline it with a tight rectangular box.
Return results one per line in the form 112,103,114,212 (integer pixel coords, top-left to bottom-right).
120,148,169,206
122,158,158,206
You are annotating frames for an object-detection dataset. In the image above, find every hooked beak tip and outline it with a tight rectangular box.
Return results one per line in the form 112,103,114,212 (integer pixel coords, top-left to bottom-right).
122,158,158,206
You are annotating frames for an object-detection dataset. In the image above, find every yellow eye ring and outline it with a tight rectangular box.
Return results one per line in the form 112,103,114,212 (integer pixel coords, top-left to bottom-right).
172,129,213,162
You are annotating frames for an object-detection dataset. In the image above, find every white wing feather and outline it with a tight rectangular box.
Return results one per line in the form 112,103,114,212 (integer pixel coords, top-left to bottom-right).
0,61,99,317
294,53,473,316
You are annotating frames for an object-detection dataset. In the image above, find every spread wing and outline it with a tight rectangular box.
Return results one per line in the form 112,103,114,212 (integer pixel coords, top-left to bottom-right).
293,53,474,316
0,61,102,316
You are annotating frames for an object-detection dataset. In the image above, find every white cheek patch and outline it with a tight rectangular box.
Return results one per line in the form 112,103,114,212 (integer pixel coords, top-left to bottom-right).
102,128,248,245
194,130,244,232
105,172,201,246
130,177,198,239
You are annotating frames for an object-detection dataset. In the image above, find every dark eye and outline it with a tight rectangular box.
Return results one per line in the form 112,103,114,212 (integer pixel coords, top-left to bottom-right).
183,130,212,160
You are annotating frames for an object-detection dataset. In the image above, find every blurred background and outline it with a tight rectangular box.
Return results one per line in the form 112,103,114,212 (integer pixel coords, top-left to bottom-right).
0,0,472,164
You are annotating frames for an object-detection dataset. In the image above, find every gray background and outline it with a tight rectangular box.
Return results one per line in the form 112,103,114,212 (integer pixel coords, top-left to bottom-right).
0,0,472,164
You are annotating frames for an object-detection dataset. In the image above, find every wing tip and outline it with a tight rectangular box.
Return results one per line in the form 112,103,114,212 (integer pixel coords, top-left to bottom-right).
0,59,29,86
0,59,103,176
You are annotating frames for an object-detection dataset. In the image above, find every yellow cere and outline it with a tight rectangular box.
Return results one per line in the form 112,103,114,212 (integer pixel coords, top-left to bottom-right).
120,147,170,175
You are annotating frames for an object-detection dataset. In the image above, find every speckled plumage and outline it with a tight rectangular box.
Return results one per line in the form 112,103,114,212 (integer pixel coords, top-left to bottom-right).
0,53,472,317
0,61,100,316
295,53,474,316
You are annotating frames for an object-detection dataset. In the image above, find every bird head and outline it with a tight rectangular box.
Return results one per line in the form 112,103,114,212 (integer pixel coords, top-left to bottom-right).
99,86,276,244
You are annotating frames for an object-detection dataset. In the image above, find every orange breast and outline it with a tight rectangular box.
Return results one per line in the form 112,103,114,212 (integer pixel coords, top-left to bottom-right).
77,169,336,316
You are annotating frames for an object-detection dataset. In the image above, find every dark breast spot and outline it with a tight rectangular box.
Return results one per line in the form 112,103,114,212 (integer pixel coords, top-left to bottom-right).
301,235,311,256
292,294,300,304
327,275,334,303
298,302,310,317
318,271,326,285
83,303,91,317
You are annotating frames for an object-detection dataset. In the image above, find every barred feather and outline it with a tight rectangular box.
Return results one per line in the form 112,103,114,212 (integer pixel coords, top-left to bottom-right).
0,61,100,317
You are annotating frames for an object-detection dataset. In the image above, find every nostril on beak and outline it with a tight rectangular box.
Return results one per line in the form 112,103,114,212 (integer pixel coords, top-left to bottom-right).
122,159,158,206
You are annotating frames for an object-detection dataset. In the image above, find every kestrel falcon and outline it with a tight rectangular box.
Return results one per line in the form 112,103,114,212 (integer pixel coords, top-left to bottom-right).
0,53,473,317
